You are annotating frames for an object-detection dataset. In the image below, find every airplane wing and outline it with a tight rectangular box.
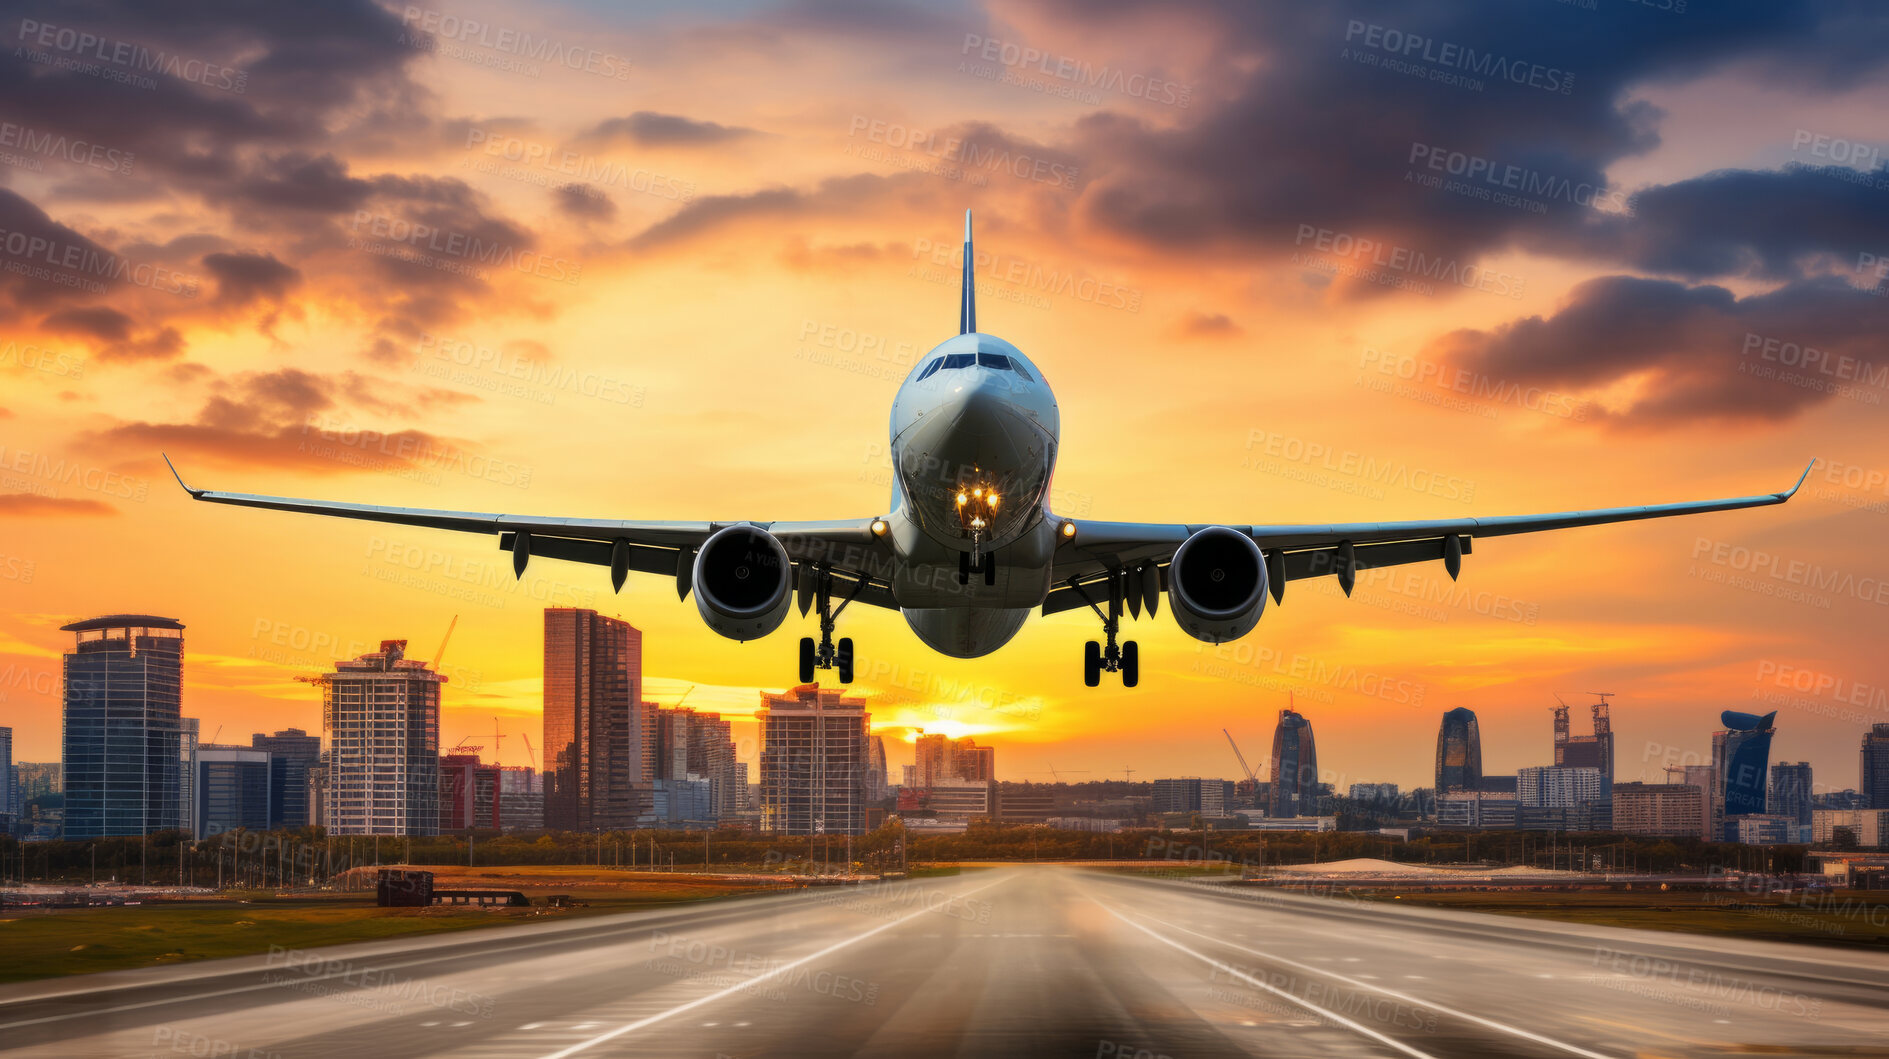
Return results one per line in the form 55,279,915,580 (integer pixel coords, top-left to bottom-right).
162,456,902,610
1041,461,1815,615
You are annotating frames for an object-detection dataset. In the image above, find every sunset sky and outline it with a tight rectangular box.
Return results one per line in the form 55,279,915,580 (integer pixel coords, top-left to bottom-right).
3,0,1887,795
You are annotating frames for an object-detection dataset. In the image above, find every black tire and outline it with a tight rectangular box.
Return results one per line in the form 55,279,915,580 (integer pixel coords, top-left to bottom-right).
1121,640,1140,688
836,637,854,683
798,637,816,684
1083,640,1102,687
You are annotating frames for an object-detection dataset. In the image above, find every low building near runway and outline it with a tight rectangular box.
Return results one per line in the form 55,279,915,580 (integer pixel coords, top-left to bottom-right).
1231,812,1335,831
375,868,528,907
1806,851,1889,889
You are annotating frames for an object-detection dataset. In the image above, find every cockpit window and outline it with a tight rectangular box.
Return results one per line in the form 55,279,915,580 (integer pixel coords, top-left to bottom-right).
924,351,1033,380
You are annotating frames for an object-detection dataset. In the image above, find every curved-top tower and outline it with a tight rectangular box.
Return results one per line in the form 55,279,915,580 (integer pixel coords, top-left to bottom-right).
1436,707,1483,794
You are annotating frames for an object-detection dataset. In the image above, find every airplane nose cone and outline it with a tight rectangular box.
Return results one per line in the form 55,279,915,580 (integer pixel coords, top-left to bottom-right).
933,370,1012,437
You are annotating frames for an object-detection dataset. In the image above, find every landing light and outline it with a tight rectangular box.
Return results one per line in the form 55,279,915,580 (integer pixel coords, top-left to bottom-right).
870,519,888,537
956,492,968,506
1060,520,1077,540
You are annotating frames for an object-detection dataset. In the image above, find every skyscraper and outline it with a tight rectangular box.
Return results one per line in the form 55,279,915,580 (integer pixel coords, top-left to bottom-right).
440,753,500,830
1769,761,1814,833
866,735,889,800
1435,707,1482,794
758,683,871,835
252,728,321,829
543,608,651,831
655,707,742,820
1267,708,1318,818
313,639,442,836
956,739,995,781
912,732,949,789
178,717,199,836
60,615,187,839
193,746,273,839
1553,697,1614,783
910,732,994,788
1714,710,1776,823
1863,724,1889,809
0,726,14,835
1517,766,1605,808
497,767,544,831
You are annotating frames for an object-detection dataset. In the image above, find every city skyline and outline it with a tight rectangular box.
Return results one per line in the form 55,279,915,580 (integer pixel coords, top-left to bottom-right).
16,607,1889,846
7,603,1885,797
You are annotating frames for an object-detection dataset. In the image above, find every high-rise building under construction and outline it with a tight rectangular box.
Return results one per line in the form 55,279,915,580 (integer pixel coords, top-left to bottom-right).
1553,696,1614,784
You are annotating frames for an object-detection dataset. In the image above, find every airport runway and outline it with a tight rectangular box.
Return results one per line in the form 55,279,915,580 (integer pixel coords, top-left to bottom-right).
3,866,1887,1058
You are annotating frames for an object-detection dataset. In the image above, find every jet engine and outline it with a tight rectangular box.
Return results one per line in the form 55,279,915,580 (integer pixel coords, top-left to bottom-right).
692,525,792,641
1167,525,1268,643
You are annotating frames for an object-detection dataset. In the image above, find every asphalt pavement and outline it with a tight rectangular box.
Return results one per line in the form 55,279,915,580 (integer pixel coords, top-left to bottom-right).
2,866,1886,1058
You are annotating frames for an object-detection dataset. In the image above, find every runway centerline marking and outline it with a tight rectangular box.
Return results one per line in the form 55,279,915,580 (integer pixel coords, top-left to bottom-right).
538,873,1009,1059
1097,902,1440,1059
1110,897,1618,1059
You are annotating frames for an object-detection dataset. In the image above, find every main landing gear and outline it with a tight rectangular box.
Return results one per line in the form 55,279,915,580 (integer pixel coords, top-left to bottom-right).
798,563,858,684
1071,569,1141,688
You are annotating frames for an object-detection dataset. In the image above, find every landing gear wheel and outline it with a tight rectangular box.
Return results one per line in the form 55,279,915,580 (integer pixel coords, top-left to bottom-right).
836,638,854,684
798,637,817,684
1079,569,1143,687
802,564,863,685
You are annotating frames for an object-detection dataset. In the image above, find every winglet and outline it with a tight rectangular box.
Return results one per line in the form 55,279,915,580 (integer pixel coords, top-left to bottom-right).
958,209,976,335
1779,458,1815,500
161,453,204,498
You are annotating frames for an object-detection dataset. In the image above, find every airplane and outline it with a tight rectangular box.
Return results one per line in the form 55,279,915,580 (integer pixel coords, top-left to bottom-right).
165,210,1813,688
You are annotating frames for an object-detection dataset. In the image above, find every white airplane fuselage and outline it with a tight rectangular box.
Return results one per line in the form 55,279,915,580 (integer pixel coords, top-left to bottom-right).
885,331,1060,657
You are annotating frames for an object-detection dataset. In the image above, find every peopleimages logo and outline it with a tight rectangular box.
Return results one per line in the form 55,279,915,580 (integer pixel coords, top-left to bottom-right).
1293,224,1525,299
1344,21,1574,95
399,7,630,79
1407,143,1628,214
16,19,248,93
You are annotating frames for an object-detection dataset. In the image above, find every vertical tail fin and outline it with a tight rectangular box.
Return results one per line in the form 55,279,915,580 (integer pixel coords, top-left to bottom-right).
958,209,976,335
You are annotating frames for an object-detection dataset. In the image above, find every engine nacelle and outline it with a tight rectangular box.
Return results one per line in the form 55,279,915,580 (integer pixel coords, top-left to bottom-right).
692,525,792,641
1167,526,1268,643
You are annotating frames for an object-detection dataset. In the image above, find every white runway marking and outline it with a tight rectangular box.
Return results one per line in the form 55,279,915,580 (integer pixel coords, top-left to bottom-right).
538,875,1007,1058
1120,902,1619,1059
1099,903,1440,1059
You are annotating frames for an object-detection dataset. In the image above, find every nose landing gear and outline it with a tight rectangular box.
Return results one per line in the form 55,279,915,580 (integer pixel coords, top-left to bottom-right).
958,549,997,586
797,564,860,684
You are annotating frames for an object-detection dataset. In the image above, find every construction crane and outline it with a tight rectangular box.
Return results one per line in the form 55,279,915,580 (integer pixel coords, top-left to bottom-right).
490,717,506,768
1223,729,1259,786
451,736,481,754
520,731,537,769
1026,765,1090,781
